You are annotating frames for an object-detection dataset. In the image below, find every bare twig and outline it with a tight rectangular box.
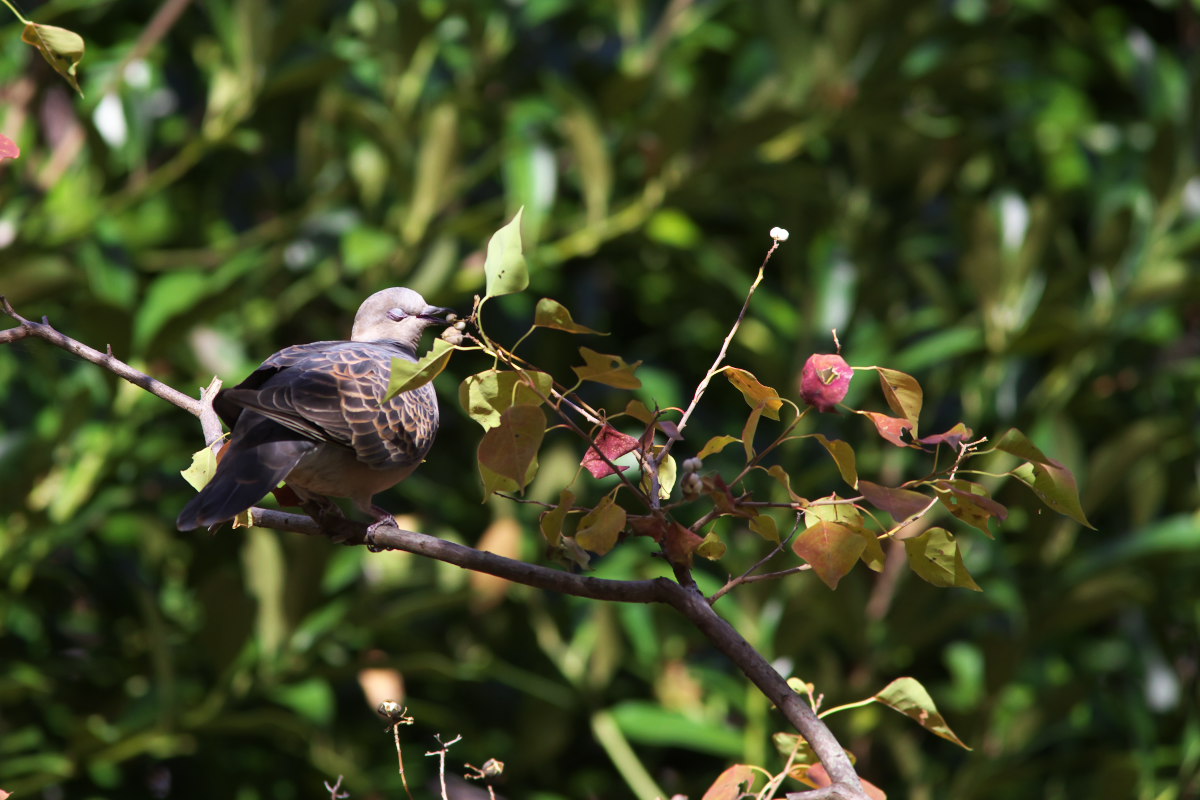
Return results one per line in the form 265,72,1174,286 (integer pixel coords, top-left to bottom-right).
426,734,463,800
1,296,204,415
709,513,803,604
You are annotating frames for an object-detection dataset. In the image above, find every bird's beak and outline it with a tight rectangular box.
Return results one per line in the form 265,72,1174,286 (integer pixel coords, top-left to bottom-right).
420,305,456,324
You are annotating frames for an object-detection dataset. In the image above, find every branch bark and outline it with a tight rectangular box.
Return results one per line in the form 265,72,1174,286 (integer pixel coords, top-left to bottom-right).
2,299,871,800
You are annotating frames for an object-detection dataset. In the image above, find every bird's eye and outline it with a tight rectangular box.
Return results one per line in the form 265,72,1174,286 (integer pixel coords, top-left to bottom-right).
387,308,408,322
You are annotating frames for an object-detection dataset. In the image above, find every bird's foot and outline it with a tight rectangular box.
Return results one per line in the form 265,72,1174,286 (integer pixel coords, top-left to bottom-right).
365,514,399,552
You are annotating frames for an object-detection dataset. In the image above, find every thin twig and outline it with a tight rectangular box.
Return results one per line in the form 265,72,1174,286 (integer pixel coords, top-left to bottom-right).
1,296,204,416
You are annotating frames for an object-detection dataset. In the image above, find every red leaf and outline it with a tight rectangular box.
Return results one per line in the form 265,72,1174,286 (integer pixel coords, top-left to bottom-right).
860,411,916,447
581,424,640,478
806,764,887,800
918,422,974,448
859,480,932,520
800,353,852,412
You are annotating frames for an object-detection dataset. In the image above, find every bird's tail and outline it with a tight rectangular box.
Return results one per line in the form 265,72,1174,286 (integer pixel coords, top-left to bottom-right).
176,435,312,531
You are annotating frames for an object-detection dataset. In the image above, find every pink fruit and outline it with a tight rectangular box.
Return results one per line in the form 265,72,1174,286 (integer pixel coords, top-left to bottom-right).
800,354,852,412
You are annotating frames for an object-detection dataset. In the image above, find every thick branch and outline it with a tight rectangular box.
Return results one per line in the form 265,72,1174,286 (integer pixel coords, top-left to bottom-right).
248,509,869,800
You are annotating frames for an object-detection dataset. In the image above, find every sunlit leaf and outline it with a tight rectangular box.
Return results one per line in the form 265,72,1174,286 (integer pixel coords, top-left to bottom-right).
639,452,676,499
811,434,858,488
742,405,764,462
180,447,217,491
875,367,923,428
22,23,86,95
576,492,626,555
764,465,807,503
386,339,456,400
859,411,916,447
903,527,981,591
572,347,643,389
792,521,865,589
698,434,739,459
534,297,604,334
874,676,972,750
701,764,756,800
477,405,545,495
459,368,553,430
918,422,974,448
484,208,528,298
723,367,782,420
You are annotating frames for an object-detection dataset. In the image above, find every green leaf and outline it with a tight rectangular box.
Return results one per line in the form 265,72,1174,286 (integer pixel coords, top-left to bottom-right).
792,521,865,589
1012,462,1094,529
903,528,982,591
696,530,726,560
385,338,456,400
994,428,1093,528
571,347,643,389
539,489,575,546
875,367,923,428
610,700,742,757
533,297,605,334
22,23,85,96
477,405,546,495
576,492,626,555
181,446,217,491
459,368,553,430
749,514,779,543
697,435,739,459
639,453,676,500
874,676,972,750
811,434,858,488
723,367,782,420
484,207,528,298
931,479,1008,537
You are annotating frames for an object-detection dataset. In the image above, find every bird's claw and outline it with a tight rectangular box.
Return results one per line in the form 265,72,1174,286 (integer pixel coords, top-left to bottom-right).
365,515,399,552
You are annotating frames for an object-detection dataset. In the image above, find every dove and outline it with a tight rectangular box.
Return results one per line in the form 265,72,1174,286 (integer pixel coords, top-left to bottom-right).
176,287,453,532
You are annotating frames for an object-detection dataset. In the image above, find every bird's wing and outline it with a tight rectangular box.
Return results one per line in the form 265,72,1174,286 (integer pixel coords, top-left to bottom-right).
218,341,438,470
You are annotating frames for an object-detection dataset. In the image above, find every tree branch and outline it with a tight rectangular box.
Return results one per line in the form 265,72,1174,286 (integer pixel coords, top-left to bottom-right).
2,297,871,800
1,295,203,416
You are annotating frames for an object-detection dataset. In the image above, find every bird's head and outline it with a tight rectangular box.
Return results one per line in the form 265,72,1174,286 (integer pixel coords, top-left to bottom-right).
351,287,455,347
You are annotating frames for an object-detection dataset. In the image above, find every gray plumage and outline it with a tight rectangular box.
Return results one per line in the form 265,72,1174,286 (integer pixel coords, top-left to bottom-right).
177,287,452,531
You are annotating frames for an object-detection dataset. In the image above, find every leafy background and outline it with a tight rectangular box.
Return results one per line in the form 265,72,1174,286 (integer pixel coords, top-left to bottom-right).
1,0,1197,798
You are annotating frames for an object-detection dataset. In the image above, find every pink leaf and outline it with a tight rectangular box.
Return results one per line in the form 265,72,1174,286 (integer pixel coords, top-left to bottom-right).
581,424,640,478
0,134,19,161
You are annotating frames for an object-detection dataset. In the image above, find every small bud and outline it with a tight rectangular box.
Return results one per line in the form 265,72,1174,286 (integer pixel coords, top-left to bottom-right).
480,758,505,778
681,457,702,475
682,471,703,498
440,326,464,345
769,227,790,242
377,699,405,719
453,320,467,331
445,312,458,324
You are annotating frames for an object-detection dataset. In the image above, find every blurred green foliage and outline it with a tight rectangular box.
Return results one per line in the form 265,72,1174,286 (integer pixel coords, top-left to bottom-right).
1,0,1198,798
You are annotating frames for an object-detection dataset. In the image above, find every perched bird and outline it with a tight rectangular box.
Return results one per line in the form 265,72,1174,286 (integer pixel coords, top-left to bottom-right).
177,287,453,532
